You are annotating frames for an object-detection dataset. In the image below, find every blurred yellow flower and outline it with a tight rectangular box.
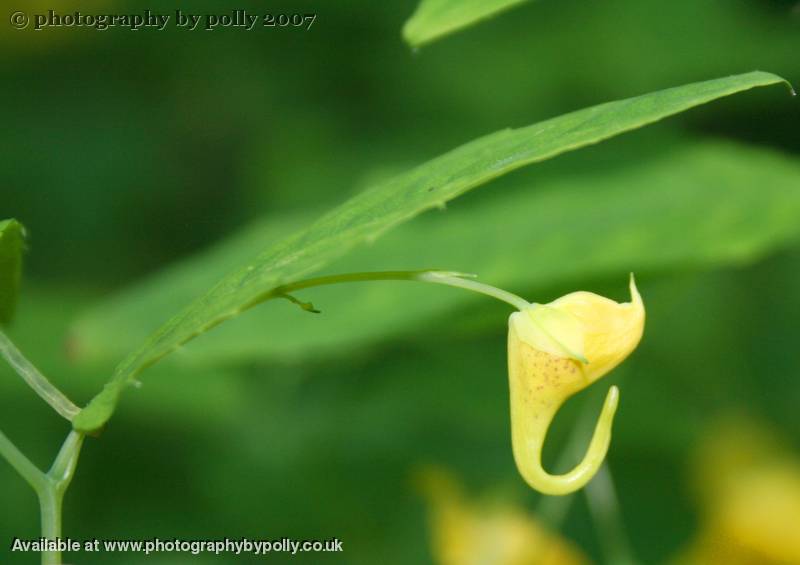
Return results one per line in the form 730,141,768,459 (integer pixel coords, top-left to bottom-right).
416,466,590,565
674,418,800,565
508,276,644,495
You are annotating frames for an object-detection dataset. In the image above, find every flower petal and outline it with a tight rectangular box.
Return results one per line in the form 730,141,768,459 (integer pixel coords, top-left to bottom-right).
548,275,645,382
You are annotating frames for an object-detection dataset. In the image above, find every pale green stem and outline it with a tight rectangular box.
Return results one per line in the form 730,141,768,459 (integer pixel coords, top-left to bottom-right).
584,463,639,565
39,487,62,565
271,270,530,311
0,428,84,565
0,429,46,492
39,431,84,565
0,330,80,421
416,271,531,310
0,331,83,563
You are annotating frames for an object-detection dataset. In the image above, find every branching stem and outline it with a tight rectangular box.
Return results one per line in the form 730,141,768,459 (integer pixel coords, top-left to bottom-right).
0,330,85,564
0,429,84,565
2,269,526,564
39,430,84,565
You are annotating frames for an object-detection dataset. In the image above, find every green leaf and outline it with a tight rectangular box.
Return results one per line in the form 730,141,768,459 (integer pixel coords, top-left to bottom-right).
0,219,25,326
404,0,531,47
72,72,790,433
70,137,800,370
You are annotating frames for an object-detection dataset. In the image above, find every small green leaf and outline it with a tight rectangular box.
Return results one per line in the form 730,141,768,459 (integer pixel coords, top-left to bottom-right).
72,72,790,433
404,0,531,47
280,294,321,314
0,219,25,325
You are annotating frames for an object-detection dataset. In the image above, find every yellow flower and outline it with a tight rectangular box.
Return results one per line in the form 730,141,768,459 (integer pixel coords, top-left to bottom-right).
673,418,800,565
416,466,590,565
507,276,644,495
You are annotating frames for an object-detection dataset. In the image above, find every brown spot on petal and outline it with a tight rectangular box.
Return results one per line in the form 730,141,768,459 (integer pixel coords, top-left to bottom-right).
509,334,586,401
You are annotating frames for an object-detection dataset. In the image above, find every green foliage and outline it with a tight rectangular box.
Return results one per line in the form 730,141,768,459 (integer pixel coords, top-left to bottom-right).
2,1,800,562
0,219,25,326
403,0,531,47
72,71,788,433
71,138,800,369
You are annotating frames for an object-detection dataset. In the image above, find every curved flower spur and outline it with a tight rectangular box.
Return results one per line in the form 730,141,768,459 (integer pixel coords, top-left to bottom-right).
507,276,645,495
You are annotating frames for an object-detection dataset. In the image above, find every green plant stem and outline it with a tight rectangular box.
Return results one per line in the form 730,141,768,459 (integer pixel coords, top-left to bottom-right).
39,431,84,565
0,428,84,565
0,329,80,421
0,331,84,562
39,488,62,565
0,429,46,491
271,270,530,311
584,463,639,565
416,271,531,310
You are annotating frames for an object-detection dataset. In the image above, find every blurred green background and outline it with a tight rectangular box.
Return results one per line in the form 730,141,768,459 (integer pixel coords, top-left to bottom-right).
2,0,799,563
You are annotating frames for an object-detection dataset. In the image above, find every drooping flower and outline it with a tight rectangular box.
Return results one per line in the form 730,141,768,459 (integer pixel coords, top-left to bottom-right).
507,276,645,495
